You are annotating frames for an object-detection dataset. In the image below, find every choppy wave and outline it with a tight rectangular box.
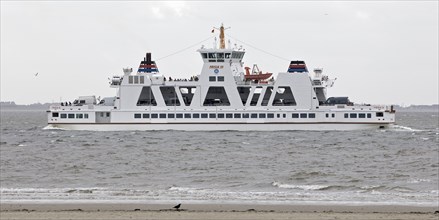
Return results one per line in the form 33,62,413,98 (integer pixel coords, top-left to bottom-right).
1,111,438,206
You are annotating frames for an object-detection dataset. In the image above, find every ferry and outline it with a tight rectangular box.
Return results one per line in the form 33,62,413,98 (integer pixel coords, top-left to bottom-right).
47,24,395,131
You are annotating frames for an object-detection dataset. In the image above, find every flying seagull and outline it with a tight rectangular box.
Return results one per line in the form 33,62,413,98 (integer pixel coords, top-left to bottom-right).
173,203,181,211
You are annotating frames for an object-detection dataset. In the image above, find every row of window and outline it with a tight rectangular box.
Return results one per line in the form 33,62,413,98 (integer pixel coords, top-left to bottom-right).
128,75,145,84
53,113,89,119
209,76,225,82
137,86,297,107
133,113,322,119
344,113,372,118
52,112,380,120
201,52,245,62
292,113,316,118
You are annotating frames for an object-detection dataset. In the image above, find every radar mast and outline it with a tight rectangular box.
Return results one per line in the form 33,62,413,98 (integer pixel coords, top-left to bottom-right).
213,23,230,49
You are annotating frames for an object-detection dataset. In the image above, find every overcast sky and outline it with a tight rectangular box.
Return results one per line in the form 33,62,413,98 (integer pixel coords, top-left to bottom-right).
1,1,438,105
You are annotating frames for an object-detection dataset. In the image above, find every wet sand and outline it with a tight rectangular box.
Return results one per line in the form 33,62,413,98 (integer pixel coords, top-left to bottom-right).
1,202,438,220
1,210,438,220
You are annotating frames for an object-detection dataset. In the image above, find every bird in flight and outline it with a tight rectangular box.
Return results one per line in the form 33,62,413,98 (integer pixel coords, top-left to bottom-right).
35,72,39,76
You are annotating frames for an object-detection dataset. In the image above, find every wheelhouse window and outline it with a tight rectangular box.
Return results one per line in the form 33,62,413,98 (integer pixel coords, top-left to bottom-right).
209,76,216,82
217,76,224,82
208,53,216,62
201,53,208,59
217,53,225,62
232,52,245,59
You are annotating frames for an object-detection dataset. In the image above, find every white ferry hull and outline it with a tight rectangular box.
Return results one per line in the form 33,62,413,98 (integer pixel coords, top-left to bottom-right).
46,122,390,131
46,25,397,131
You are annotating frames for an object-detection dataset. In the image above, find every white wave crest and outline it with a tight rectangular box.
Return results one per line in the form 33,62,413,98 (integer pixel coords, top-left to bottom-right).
272,182,329,190
407,178,431,184
389,125,423,132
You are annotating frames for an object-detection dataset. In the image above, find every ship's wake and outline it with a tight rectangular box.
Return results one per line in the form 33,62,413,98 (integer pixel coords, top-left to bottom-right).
43,125,66,131
388,124,423,132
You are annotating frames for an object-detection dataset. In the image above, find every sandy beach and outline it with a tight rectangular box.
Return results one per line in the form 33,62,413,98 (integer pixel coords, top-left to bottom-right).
1,202,438,220
2,210,438,220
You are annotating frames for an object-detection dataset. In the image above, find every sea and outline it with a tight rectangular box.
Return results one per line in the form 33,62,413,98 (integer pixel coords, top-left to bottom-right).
1,110,438,206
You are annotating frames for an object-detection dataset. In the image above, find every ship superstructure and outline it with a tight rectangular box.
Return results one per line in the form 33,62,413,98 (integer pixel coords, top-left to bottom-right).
47,24,395,131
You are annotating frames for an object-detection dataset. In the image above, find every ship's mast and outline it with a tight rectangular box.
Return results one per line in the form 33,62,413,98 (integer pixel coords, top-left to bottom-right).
214,23,230,49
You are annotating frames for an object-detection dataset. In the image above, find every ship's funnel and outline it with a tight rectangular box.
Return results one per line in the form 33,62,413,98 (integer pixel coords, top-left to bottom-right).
138,52,159,73
288,61,308,73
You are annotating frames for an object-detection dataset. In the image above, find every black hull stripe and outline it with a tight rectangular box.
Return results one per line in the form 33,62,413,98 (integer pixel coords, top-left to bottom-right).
48,122,392,125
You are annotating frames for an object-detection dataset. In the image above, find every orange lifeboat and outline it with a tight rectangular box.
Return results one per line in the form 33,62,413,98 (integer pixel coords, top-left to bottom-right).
244,65,272,80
